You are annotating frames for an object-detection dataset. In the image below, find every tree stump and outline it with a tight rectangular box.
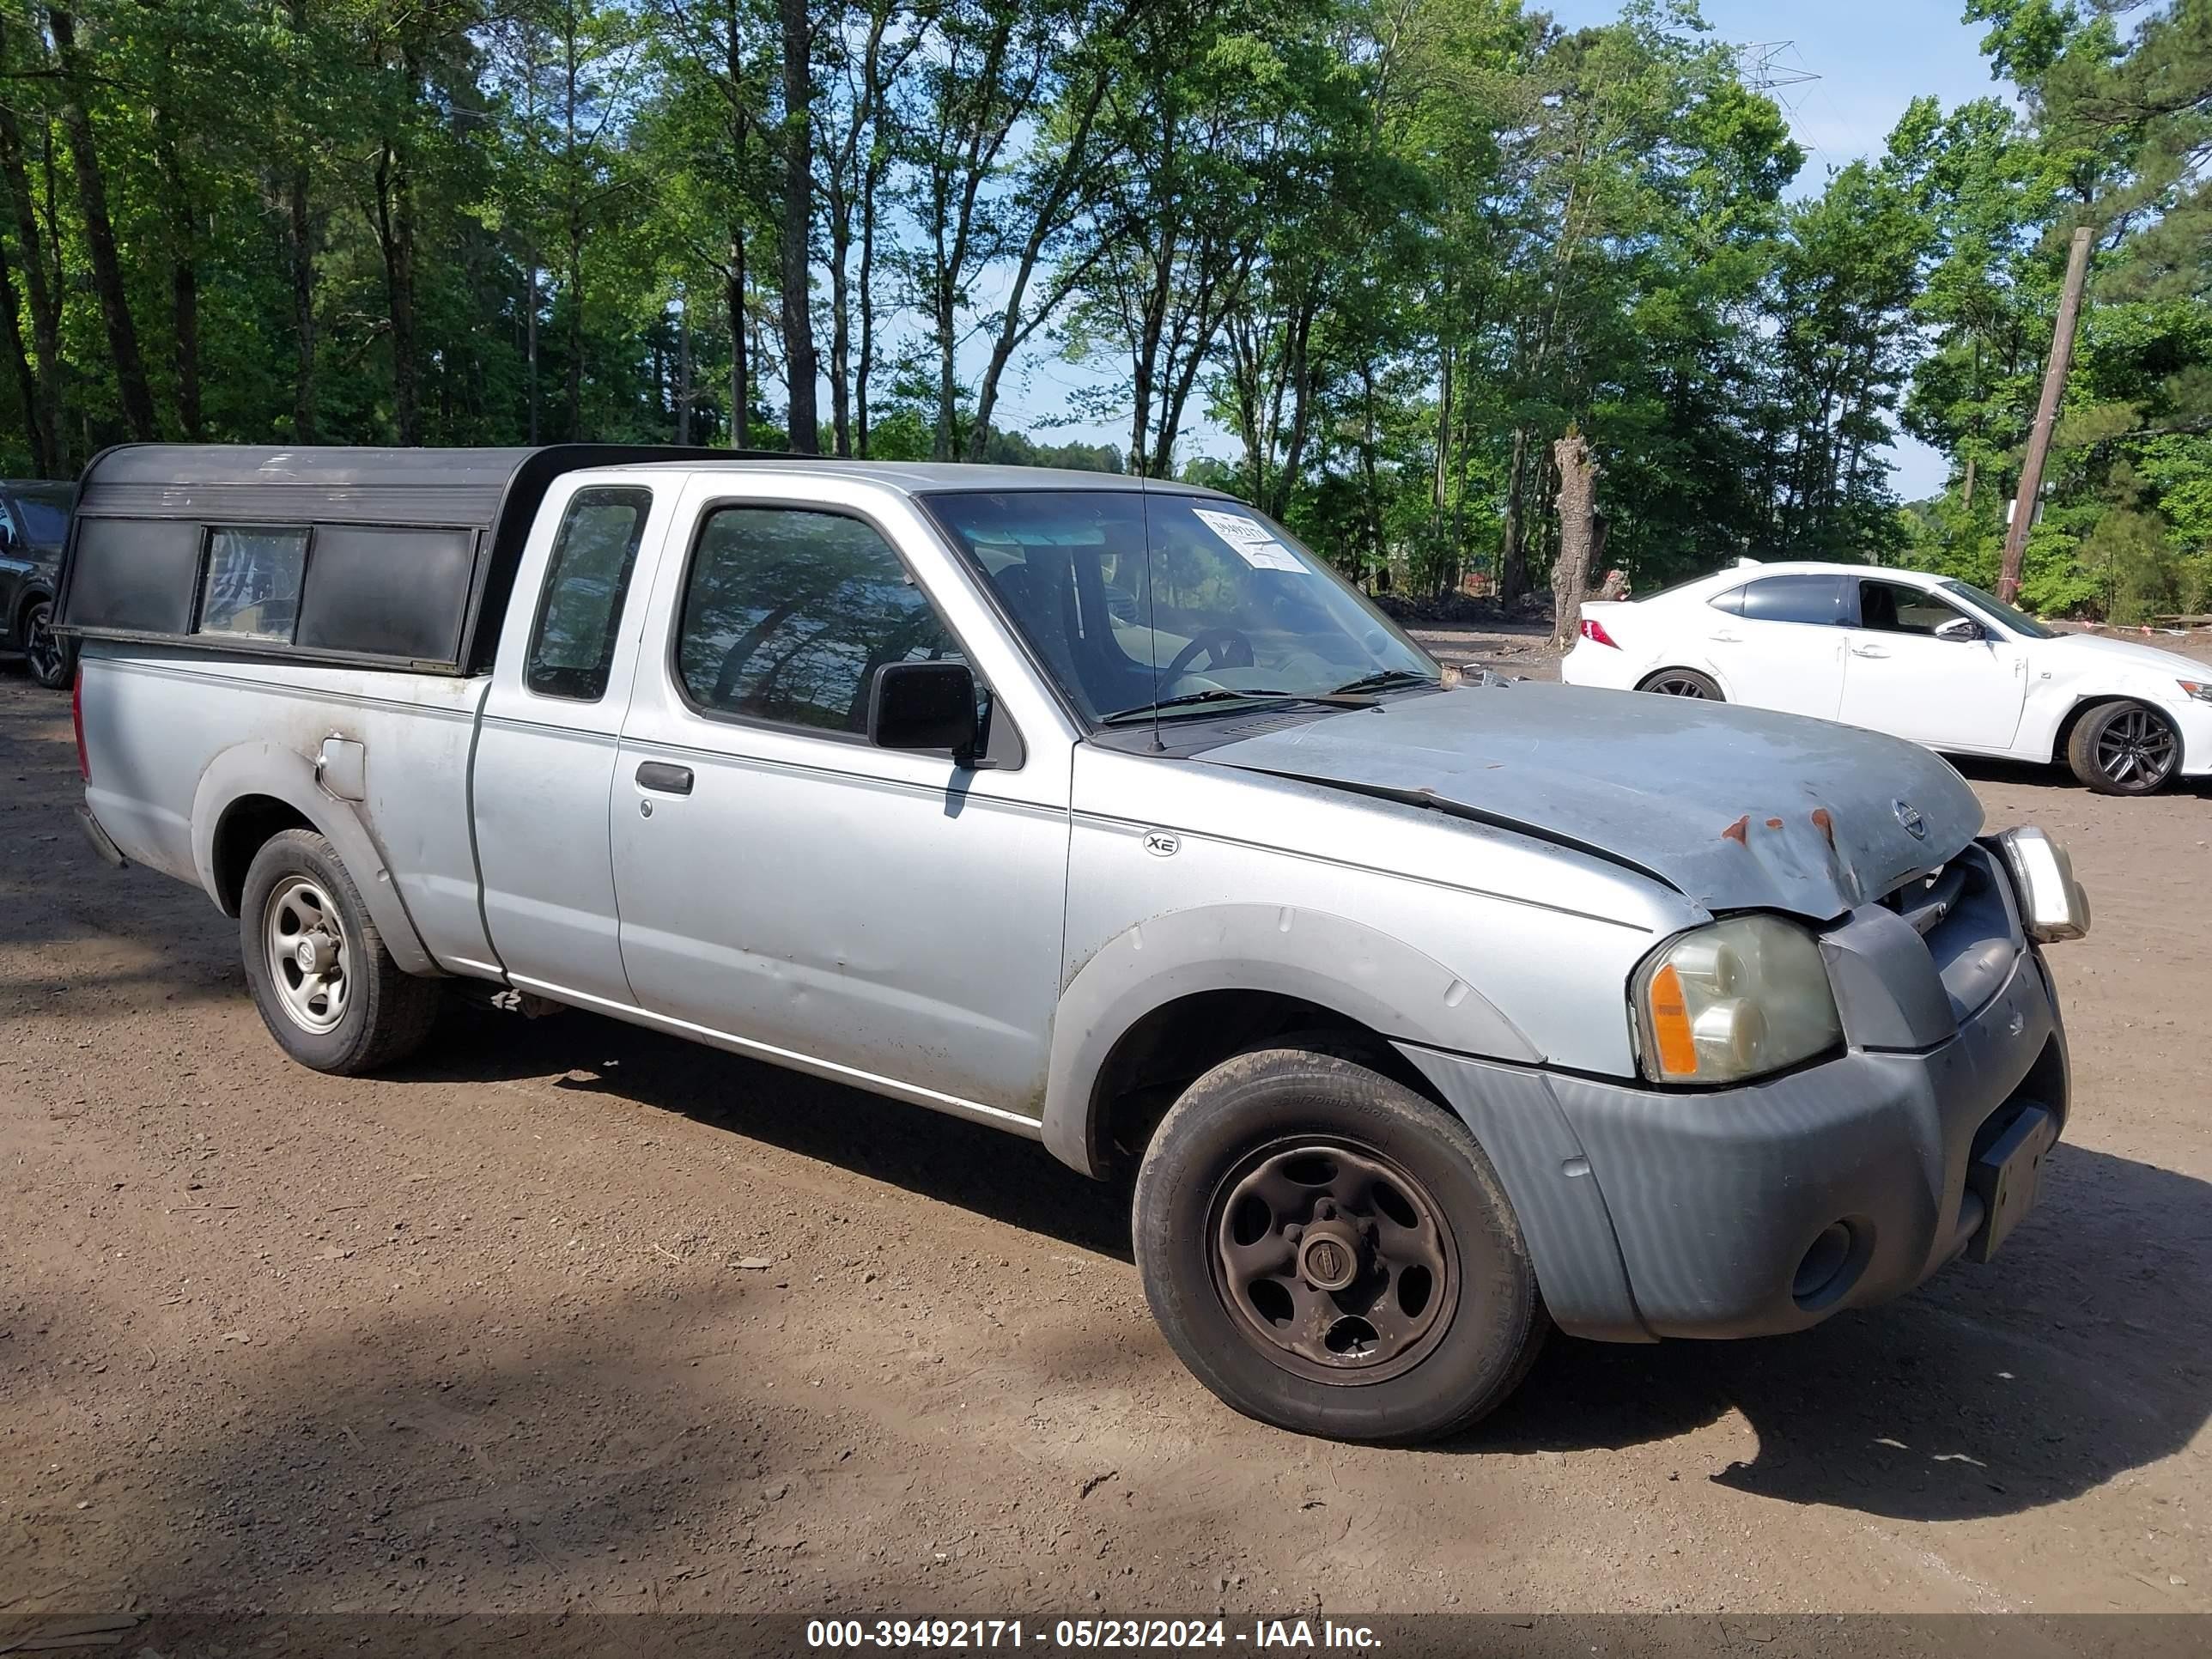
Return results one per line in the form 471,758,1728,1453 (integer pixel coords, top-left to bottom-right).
1550,428,1598,647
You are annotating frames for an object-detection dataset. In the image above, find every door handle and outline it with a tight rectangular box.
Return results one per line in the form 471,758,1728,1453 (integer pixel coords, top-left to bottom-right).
1850,645,1889,659
635,761,694,795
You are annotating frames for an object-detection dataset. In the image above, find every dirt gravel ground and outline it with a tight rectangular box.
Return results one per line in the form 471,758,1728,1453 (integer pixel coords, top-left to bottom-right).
3,641,2209,1633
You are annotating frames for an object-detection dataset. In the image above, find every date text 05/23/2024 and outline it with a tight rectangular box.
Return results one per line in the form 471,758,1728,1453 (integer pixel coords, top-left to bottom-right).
805,1620,1382,1650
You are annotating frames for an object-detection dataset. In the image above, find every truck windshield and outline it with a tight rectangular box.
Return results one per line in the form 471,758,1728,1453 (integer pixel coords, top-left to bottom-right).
921,489,1437,726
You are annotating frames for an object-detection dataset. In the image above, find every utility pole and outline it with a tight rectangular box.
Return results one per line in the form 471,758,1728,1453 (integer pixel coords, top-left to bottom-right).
1999,225,2094,605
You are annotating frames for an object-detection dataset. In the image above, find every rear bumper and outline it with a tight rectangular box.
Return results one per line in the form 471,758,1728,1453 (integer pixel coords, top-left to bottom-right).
75,802,128,868
1401,927,2068,1344
1557,638,1638,690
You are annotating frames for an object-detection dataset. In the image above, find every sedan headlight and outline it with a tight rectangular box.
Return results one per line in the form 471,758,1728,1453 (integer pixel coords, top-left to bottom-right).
1630,914,1843,1085
2178,680,2212,704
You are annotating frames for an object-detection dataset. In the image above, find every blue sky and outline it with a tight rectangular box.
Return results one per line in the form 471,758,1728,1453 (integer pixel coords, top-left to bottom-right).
1552,1,2008,193
978,0,2008,498
1545,3,2013,495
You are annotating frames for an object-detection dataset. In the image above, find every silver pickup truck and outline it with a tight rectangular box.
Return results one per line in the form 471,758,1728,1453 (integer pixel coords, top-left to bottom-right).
59,444,2090,1443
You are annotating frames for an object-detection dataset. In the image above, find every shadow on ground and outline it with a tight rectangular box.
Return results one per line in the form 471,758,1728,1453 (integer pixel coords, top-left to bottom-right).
1474,1139,2211,1522
411,1002,1136,1262
3,1284,871,1617
396,1005,2212,1528
1946,751,2212,799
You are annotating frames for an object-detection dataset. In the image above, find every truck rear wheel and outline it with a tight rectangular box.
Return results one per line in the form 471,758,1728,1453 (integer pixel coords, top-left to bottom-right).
238,829,440,1074
1132,1047,1546,1443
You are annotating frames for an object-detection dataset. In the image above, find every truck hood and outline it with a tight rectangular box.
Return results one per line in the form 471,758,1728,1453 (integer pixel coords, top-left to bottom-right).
1196,683,1982,921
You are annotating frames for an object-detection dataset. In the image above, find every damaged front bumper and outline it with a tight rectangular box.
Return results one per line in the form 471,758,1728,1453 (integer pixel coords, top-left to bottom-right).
1400,837,2072,1343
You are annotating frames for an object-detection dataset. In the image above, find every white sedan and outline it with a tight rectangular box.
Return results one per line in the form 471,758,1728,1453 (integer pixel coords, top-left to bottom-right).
1560,560,2212,795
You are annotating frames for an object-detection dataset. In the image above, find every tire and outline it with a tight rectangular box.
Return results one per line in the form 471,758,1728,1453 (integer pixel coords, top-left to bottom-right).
1637,667,1723,700
2065,699,2180,795
19,595,74,690
237,828,441,1074
1132,1047,1547,1443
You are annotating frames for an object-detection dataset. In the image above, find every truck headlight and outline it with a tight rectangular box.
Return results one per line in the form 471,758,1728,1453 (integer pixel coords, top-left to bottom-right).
1631,915,1843,1085
1994,826,2091,943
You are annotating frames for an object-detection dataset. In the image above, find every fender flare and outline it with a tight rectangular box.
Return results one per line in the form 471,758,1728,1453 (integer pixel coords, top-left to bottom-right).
1040,902,1538,1176
190,740,440,977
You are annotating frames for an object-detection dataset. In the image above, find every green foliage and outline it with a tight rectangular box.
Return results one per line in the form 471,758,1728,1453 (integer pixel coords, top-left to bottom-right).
0,0,2200,622
1881,2,2212,623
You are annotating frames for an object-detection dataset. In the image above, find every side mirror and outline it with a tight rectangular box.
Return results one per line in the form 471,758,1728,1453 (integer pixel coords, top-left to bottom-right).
1934,617,1984,642
868,660,980,762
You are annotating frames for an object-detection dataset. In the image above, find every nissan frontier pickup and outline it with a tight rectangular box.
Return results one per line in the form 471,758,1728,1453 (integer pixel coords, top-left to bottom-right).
58,444,2089,1443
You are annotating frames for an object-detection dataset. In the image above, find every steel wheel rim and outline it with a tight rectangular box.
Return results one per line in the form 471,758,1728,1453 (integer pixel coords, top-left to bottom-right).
264,875,350,1034
2094,707,2176,788
1646,674,1708,698
22,601,62,683
1208,1138,1460,1386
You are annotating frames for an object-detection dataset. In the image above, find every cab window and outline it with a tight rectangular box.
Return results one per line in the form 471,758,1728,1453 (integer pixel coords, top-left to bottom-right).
675,506,965,737
526,487,653,701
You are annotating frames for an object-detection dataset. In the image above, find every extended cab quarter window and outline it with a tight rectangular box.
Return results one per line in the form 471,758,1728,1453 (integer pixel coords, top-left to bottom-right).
676,507,962,736
1739,574,1844,626
526,487,653,700
199,527,308,641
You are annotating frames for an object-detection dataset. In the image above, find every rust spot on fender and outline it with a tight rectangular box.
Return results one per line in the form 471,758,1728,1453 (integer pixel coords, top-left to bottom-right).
1720,814,1749,845
1765,817,1784,830
1811,806,1836,847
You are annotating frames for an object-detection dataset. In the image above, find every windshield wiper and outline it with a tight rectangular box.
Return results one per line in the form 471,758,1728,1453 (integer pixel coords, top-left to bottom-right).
1099,687,1375,725
1329,668,1437,696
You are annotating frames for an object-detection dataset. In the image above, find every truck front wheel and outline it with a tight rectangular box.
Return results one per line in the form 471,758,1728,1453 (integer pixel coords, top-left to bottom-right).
1132,1047,1546,1443
238,829,440,1074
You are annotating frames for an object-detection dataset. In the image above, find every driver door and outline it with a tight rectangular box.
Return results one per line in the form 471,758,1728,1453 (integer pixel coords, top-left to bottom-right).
607,489,1071,1117
1838,578,2027,751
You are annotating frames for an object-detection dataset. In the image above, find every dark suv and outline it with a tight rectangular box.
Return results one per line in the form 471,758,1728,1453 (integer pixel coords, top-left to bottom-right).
0,479,76,687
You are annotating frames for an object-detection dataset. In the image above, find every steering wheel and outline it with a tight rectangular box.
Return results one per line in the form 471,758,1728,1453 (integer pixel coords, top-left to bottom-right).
1161,627,1256,682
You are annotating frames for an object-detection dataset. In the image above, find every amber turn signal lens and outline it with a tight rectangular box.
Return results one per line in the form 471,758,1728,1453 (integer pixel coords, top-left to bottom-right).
1647,962,1698,1078
1631,915,1843,1085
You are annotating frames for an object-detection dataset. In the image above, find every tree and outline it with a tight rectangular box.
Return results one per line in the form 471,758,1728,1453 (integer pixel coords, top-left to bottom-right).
47,7,159,440
0,0,2188,630
776,0,820,451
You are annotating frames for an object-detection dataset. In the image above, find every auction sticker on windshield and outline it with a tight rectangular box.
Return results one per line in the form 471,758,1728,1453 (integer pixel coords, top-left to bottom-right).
1191,507,1304,572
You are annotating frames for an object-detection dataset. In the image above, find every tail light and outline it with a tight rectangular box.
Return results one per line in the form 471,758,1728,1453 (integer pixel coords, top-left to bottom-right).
71,668,89,781
1580,617,1620,648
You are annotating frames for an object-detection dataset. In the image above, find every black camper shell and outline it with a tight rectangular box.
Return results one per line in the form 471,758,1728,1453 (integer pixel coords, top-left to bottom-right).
54,444,732,675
